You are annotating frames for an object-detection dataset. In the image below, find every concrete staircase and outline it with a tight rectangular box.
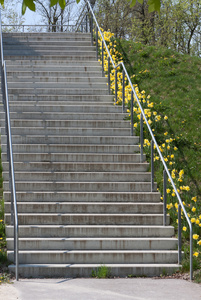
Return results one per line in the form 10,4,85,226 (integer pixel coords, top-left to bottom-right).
0,32,180,277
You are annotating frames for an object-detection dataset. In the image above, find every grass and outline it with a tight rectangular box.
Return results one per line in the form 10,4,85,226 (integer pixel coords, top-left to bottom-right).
116,39,201,199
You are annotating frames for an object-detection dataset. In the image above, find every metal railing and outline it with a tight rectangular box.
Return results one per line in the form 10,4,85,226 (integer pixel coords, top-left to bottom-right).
1,24,77,33
86,0,193,280
0,10,19,280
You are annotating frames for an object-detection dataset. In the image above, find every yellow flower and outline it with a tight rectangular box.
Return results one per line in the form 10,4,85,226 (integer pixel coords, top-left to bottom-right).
196,219,200,225
197,240,201,246
164,116,168,120
174,146,178,151
193,252,199,257
191,218,196,223
192,207,196,213
166,189,171,194
167,203,173,210
193,234,199,240
191,196,197,202
164,132,168,136
183,226,187,231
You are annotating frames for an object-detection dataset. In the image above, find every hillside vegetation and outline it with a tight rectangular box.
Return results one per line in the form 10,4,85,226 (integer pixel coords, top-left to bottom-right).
114,39,201,280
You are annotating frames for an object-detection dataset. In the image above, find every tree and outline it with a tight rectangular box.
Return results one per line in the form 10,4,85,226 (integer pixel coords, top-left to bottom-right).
130,0,201,56
35,0,75,32
95,0,136,38
1,0,25,32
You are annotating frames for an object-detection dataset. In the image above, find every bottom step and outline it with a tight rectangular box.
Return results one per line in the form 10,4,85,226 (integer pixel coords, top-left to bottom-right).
9,263,181,278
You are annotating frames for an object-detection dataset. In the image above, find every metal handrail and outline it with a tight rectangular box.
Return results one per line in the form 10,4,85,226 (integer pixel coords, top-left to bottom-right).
1,24,77,33
86,0,193,280
0,10,19,281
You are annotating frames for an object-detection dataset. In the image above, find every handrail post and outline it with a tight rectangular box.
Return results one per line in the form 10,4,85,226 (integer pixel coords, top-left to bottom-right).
151,139,154,192
163,170,167,226
90,11,93,46
96,26,98,60
101,40,104,77
131,91,134,136
115,68,117,104
108,56,110,94
140,113,143,162
122,69,125,113
190,226,193,280
178,204,182,264
86,15,88,32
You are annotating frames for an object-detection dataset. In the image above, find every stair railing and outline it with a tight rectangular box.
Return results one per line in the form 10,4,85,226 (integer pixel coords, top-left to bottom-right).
0,10,19,281
86,0,193,280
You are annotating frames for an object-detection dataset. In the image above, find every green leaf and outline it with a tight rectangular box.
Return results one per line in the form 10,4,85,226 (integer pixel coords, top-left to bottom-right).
147,0,161,12
22,0,27,15
24,0,36,12
76,0,80,3
0,0,4,5
129,0,136,7
59,0,65,10
50,0,58,6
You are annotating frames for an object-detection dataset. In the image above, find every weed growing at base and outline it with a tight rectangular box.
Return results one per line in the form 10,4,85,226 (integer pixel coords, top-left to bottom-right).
91,265,111,278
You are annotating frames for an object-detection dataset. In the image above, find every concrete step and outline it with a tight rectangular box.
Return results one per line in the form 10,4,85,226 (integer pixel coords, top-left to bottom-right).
1,112,125,120
5,213,168,225
6,61,102,69
7,76,107,84
3,41,92,47
8,119,129,129
4,55,98,61
2,162,149,173
3,181,156,192
1,153,145,163
5,95,114,102
8,263,181,278
6,101,114,107
4,202,162,214
8,87,109,95
1,127,130,136
3,171,149,182
7,71,103,78
7,250,178,264
1,135,138,145
4,46,95,52
7,105,121,113
4,191,161,203
7,237,177,251
8,82,107,89
3,32,91,40
1,144,139,154
6,225,175,238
